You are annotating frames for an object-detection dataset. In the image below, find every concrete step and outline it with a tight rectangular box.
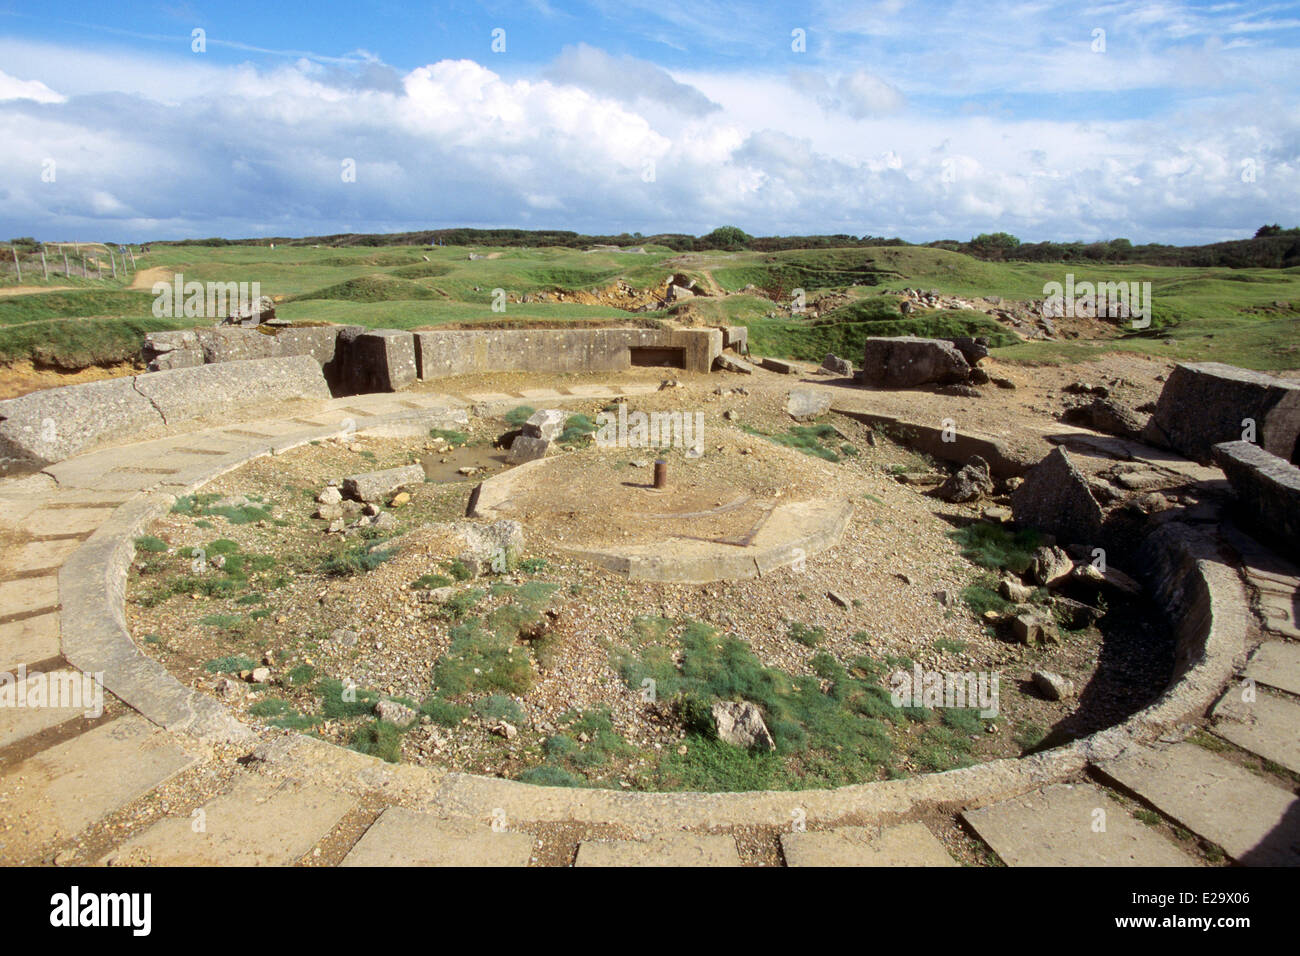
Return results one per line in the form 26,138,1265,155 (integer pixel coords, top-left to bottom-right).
575,832,740,867
0,575,59,619
781,822,958,867
963,783,1199,867
0,611,60,673
1212,685,1300,775
106,775,355,866
341,807,533,867
0,714,195,854
1097,743,1300,866
0,669,98,748
1245,641,1300,697
21,506,116,538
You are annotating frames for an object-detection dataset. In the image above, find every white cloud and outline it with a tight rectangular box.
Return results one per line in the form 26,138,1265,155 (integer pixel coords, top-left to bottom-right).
0,69,64,103
0,39,1294,245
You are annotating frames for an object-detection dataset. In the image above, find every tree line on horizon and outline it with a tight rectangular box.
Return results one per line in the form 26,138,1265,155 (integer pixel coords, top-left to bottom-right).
132,222,1300,269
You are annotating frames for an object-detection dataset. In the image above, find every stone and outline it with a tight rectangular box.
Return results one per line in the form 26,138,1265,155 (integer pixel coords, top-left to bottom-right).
314,504,343,520
934,455,995,503
759,357,798,374
330,628,358,646
827,590,852,608
1142,362,1300,465
1011,448,1104,548
507,434,549,464
1212,685,1300,775
1071,562,1142,596
1032,670,1075,700
341,807,533,866
0,715,195,847
135,355,331,425
1062,398,1146,440
946,336,990,366
1051,595,1102,629
249,667,271,683
818,353,853,377
212,677,240,698
1213,441,1300,561
374,699,417,728
1098,743,1300,865
859,337,971,388
1011,610,1057,646
1244,641,1300,697
999,577,1033,602
221,294,276,326
523,409,568,441
785,387,832,421
714,352,756,374
0,377,160,473
453,520,525,575
711,700,775,752
781,823,958,867
342,464,426,503
963,784,1198,867
1028,545,1073,587
391,491,411,507
490,721,517,740
317,486,342,505
575,832,740,867
107,776,354,866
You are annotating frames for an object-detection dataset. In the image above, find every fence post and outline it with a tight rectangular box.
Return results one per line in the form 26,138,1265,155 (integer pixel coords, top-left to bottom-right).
109,249,117,278
62,249,69,276
11,246,20,283
128,247,137,269
41,247,48,280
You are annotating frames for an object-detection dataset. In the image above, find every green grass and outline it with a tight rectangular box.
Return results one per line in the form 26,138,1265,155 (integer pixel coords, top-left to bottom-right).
203,655,258,673
612,620,898,791
6,243,1298,374
133,535,169,553
949,522,1043,574
320,541,398,576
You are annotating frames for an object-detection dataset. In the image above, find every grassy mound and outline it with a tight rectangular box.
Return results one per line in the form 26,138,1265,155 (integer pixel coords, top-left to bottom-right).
294,274,439,302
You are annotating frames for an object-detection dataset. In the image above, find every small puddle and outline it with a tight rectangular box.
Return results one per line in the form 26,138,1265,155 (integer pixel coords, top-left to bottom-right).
419,445,511,483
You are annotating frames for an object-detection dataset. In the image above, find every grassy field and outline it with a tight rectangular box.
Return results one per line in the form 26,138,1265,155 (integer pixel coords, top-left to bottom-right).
2,242,1297,371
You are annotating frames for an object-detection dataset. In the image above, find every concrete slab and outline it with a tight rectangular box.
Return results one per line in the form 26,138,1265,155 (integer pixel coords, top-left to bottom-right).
0,669,98,748
963,784,1198,867
575,832,740,867
1213,686,1300,775
781,823,959,867
1098,743,1300,866
341,807,533,867
0,575,59,618
0,612,60,671
0,715,195,851
108,775,355,866
1244,641,1300,696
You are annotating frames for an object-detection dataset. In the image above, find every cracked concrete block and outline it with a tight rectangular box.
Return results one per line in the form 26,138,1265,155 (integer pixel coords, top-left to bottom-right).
0,377,162,475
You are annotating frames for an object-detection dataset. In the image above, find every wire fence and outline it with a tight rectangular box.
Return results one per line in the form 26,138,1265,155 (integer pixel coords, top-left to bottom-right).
0,242,151,284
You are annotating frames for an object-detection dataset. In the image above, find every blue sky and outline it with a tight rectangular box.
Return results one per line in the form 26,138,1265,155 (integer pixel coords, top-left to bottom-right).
1,0,1298,243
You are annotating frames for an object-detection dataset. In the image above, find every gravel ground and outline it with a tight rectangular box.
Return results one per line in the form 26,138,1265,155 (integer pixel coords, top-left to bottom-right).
125,360,1178,792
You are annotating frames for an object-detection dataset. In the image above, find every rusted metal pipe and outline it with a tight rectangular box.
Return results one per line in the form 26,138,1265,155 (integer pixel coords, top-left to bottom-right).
653,459,668,489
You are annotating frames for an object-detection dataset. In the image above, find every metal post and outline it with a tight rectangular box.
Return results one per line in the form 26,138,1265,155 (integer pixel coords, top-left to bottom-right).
653,459,668,489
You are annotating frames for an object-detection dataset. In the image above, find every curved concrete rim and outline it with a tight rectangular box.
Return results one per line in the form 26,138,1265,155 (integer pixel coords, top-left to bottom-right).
57,404,1249,831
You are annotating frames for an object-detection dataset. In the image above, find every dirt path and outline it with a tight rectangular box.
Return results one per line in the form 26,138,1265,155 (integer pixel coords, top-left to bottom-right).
129,266,171,290
0,285,74,297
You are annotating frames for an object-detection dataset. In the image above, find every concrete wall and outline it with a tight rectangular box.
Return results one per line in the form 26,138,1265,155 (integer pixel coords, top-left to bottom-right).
1213,440,1300,561
412,327,722,379
1143,362,1300,465
0,355,331,475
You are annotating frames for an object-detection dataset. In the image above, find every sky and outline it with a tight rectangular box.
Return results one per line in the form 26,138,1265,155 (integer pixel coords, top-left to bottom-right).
0,0,1298,244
